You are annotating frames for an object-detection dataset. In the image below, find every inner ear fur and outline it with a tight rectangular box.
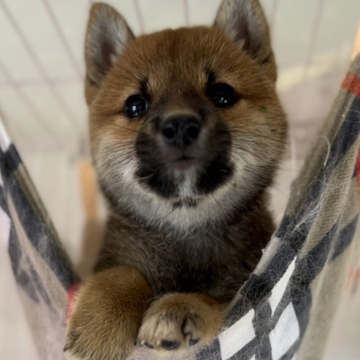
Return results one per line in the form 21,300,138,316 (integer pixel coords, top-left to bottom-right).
84,3,135,104
214,0,277,80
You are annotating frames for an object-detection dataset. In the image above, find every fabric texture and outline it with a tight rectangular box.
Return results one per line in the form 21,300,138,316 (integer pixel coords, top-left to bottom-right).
1,56,360,360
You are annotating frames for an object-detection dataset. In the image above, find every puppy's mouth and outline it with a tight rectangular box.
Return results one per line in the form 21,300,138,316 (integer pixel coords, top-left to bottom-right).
170,156,196,171
135,154,233,199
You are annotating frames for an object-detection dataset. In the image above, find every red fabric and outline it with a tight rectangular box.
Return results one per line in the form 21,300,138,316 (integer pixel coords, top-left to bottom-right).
66,281,80,321
342,73,360,99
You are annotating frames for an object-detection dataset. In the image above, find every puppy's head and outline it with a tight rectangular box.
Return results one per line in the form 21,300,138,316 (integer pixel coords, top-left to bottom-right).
85,0,287,229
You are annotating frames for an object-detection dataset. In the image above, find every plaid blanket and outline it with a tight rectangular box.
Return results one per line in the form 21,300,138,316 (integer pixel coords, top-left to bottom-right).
1,55,360,360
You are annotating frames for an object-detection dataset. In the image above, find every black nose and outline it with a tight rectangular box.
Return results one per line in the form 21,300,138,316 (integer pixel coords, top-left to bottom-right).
161,115,201,148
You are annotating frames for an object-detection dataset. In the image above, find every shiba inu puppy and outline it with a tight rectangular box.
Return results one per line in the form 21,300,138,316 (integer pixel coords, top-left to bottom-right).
65,0,287,359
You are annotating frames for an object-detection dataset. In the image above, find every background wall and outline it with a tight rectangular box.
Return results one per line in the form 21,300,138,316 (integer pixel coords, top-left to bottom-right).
0,1,359,359
0,0,359,154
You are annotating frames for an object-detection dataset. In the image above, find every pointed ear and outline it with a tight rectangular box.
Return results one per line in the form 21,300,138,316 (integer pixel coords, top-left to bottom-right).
214,0,275,73
85,3,135,104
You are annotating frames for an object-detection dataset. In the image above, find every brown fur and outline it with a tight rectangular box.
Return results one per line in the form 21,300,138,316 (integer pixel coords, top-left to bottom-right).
66,1,287,359
138,293,225,353
66,267,153,360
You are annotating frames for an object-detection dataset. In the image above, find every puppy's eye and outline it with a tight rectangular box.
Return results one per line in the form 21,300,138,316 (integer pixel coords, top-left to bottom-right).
208,83,239,108
125,95,149,118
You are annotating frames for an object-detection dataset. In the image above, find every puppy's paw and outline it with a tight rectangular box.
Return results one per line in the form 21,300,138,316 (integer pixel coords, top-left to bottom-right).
64,267,153,360
138,293,223,355
65,308,136,360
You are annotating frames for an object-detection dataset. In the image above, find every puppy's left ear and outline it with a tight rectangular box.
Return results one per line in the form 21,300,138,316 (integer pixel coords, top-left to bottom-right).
85,3,135,104
214,0,276,79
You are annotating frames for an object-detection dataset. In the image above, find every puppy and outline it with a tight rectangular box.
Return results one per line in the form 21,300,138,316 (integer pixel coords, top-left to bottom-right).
65,0,287,359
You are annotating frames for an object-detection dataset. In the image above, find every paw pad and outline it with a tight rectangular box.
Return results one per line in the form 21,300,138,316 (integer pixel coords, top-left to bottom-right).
161,340,181,350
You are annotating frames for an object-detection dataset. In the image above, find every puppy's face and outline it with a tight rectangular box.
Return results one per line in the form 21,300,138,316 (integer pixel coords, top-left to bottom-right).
85,1,287,229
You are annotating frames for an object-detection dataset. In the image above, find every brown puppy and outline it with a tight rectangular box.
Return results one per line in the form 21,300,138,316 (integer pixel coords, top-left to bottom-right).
65,0,287,359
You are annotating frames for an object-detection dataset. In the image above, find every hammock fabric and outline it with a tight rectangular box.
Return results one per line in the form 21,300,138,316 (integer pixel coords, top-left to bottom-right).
1,56,360,360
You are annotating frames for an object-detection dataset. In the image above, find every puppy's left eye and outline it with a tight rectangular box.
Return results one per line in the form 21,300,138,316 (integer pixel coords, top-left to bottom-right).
125,95,149,118
207,83,239,108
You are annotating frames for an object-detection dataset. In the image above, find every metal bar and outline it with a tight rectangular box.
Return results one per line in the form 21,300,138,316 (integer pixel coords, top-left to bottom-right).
0,59,61,143
0,103,25,146
270,0,278,32
0,0,81,133
183,0,190,26
301,0,326,85
290,0,326,177
134,0,145,33
0,77,81,87
41,0,83,78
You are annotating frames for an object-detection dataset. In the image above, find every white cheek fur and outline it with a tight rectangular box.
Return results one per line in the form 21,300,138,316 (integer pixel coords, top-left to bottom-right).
103,148,259,232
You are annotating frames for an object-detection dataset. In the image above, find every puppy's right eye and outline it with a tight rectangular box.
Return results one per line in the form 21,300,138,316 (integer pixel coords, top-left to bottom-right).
207,83,239,108
125,95,149,118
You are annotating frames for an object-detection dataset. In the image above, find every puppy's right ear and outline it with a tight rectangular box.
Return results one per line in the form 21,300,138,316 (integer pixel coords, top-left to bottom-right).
214,0,276,80
85,3,134,104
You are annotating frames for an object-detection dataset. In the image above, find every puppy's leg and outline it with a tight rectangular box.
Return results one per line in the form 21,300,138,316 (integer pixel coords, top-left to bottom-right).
138,293,225,355
65,266,153,360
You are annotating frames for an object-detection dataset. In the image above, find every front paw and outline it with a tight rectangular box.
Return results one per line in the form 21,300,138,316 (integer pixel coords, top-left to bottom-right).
138,293,224,355
65,307,137,360
65,267,153,360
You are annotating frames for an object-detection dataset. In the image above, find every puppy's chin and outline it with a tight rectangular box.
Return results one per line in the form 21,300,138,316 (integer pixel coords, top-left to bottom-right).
135,157,234,200
96,149,268,231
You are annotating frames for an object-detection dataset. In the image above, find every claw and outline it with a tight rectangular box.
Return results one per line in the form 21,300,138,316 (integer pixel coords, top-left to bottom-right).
189,339,200,347
161,340,180,350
